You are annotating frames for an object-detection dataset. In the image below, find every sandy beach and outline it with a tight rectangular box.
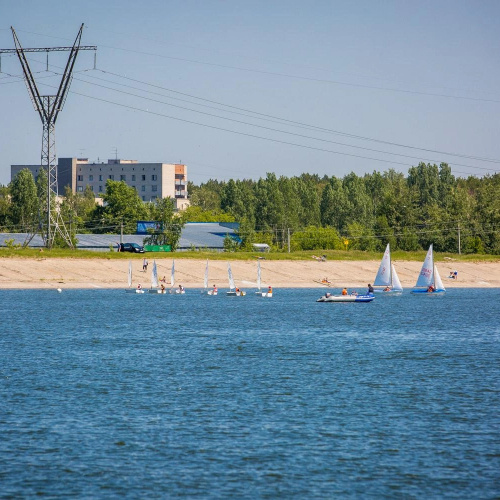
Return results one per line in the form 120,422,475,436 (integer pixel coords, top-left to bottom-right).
0,257,499,289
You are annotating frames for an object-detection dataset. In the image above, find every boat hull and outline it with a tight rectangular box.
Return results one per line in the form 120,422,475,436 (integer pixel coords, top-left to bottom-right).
411,289,445,294
317,294,374,303
227,291,246,296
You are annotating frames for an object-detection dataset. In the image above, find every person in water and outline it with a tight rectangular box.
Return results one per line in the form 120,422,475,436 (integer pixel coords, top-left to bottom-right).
341,287,348,295
367,283,374,294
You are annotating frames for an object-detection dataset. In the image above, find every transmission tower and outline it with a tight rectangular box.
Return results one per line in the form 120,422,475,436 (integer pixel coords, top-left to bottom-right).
0,24,96,248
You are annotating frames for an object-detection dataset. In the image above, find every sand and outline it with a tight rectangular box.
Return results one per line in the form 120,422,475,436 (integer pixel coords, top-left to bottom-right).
0,257,498,290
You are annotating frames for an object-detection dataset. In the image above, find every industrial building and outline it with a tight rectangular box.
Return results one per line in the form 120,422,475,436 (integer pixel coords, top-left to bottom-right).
11,157,190,210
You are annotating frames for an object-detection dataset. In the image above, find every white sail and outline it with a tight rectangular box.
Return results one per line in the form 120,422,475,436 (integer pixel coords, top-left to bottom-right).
151,260,159,288
391,264,403,291
228,263,235,290
374,244,391,287
204,260,209,290
171,260,175,288
434,265,445,291
128,261,132,288
257,260,262,291
415,245,434,288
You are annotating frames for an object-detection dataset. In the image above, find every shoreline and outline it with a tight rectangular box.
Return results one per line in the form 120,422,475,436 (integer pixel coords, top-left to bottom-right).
0,258,499,289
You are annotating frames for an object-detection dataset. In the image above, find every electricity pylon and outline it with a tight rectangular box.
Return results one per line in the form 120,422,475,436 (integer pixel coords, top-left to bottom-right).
1,24,96,248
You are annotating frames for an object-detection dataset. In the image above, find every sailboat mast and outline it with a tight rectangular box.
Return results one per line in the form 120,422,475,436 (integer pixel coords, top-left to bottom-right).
389,244,393,287
431,244,435,288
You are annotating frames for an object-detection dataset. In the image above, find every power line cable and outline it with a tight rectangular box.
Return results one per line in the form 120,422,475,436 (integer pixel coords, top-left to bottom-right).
69,73,499,173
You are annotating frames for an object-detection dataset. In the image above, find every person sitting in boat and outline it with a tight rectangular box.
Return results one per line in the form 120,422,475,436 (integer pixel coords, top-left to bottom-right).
213,284,218,293
367,284,374,294
383,286,391,292
268,285,273,294
137,283,142,290
341,287,348,295
427,285,435,293
325,292,331,298
160,283,165,293
178,284,185,293
350,290,358,296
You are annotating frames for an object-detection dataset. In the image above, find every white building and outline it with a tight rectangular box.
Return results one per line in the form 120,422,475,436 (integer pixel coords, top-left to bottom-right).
11,157,190,210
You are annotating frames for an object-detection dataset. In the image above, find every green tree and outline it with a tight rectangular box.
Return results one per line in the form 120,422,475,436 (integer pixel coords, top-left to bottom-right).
99,180,147,233
144,197,184,250
9,169,38,231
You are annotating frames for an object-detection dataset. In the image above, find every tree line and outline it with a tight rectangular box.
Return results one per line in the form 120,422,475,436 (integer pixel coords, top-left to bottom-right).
1,163,499,253
188,163,500,254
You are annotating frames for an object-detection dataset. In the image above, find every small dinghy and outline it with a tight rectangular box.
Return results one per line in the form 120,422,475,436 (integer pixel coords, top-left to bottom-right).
317,293,374,303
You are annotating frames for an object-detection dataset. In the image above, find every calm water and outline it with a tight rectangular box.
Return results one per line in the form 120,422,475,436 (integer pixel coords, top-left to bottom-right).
0,288,499,498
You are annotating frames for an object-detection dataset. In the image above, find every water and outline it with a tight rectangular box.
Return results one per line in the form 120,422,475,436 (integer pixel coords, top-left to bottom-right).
1,288,499,498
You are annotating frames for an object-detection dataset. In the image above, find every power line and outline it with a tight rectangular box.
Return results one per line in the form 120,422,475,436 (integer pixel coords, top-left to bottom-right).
21,55,500,171
69,73,499,173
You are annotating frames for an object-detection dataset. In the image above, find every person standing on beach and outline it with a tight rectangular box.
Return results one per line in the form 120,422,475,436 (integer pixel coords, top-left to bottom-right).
143,258,148,272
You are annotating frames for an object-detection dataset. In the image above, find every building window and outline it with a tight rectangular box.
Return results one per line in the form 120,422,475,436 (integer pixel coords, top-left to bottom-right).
151,174,157,181
151,185,157,192
141,185,146,192
109,175,114,180
142,196,145,201
141,175,146,181
77,175,83,181
132,175,136,181
120,175,126,181
151,195,157,201
77,186,83,192
89,175,93,181
99,186,103,192
89,185,94,191
99,175,103,181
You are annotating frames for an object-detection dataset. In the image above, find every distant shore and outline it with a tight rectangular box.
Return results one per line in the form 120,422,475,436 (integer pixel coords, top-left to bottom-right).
0,257,499,289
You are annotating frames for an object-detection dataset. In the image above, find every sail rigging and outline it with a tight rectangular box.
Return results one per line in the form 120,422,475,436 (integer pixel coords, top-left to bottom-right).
228,263,235,290
151,260,159,289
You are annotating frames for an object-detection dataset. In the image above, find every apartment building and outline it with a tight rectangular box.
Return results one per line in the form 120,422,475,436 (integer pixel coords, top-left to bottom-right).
11,158,190,210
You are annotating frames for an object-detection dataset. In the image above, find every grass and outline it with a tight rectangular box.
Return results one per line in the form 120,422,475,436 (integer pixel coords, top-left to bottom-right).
0,247,498,262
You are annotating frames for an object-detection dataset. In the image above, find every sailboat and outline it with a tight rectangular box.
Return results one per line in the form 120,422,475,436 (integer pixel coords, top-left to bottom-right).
148,260,165,293
203,260,217,295
169,260,185,294
125,260,143,293
255,260,272,297
227,263,245,296
373,244,403,294
412,244,446,294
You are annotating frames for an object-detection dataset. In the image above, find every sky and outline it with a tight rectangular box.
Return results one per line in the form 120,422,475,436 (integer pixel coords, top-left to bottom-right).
1,0,499,186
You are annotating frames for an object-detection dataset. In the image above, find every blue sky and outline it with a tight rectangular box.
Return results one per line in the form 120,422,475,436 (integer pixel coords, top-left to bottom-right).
1,0,499,185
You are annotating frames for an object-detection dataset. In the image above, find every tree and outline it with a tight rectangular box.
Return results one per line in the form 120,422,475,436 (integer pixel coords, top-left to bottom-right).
0,185,11,229
9,169,38,231
144,197,184,251
100,180,147,233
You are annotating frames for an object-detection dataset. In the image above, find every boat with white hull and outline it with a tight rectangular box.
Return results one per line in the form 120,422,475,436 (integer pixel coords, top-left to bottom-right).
373,244,403,294
227,263,246,296
317,293,374,303
255,260,272,297
412,244,445,294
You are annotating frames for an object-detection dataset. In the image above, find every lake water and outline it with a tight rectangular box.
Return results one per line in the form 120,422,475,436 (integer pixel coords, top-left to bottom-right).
0,288,499,498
